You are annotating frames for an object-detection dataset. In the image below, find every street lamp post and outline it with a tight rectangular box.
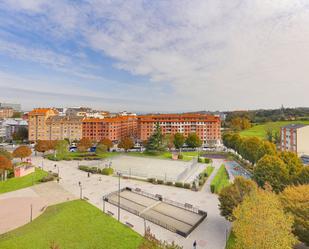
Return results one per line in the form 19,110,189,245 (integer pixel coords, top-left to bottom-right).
79,181,82,199
117,172,122,222
102,196,105,213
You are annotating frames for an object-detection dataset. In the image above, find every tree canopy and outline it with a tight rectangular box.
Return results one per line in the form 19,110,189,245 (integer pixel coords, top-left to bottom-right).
55,140,69,157
0,148,12,160
96,143,107,154
77,138,92,152
253,155,290,193
12,145,32,160
233,189,297,249
280,184,309,246
99,138,113,150
0,155,13,171
145,123,166,152
185,133,202,148
118,137,134,152
173,133,185,149
219,176,257,221
35,140,53,154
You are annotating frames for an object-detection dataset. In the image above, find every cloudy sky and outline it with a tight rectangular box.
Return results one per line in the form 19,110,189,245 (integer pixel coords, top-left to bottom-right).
0,0,309,112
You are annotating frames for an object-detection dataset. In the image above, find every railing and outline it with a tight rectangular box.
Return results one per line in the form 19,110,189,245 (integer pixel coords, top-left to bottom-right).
140,213,177,233
106,197,140,216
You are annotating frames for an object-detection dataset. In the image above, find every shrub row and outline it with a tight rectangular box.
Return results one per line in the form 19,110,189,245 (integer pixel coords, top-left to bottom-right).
198,157,212,164
78,165,114,175
198,166,215,187
147,178,192,189
39,172,59,182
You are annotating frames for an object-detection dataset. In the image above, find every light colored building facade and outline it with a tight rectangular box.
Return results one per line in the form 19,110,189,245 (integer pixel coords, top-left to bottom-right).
0,107,14,119
82,116,138,142
280,124,309,156
137,114,221,147
28,108,59,141
0,102,21,111
46,116,83,141
0,119,28,141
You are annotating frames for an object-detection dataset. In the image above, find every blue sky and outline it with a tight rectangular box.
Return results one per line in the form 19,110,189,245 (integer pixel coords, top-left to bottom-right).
0,0,309,112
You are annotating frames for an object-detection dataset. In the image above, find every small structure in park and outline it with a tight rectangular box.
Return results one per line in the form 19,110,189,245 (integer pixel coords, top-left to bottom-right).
14,165,35,177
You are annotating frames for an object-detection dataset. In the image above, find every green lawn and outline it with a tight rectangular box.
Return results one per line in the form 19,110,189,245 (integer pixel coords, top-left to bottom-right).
210,164,230,194
0,200,143,249
0,168,48,194
226,231,236,249
239,120,309,139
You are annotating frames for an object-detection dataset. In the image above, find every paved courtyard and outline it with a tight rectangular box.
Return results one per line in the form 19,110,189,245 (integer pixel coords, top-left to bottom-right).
0,182,76,234
1,156,230,249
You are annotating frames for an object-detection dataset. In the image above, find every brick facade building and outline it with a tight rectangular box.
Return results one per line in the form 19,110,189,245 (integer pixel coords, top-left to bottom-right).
137,114,221,146
82,116,138,142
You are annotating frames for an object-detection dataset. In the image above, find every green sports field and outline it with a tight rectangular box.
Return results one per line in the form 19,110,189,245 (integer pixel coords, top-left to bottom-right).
239,121,309,139
0,200,143,249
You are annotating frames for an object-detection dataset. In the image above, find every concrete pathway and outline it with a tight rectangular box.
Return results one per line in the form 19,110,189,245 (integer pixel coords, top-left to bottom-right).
0,182,76,234
1,156,230,249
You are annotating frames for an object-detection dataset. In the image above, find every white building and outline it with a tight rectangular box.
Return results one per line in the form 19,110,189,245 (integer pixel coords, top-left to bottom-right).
0,118,28,141
280,124,309,156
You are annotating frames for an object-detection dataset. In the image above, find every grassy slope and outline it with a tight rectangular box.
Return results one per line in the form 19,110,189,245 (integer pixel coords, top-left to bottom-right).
239,120,309,139
210,164,230,194
0,200,143,249
0,168,48,194
226,231,236,249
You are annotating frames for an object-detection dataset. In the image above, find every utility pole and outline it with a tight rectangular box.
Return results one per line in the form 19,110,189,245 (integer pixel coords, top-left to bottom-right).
117,172,122,222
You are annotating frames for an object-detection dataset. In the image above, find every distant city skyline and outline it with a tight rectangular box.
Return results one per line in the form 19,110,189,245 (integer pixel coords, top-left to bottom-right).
1,1,309,112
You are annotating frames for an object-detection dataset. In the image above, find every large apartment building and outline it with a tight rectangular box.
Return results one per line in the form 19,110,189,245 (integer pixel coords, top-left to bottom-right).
82,116,137,142
280,124,309,156
0,107,14,119
137,114,221,146
28,108,59,141
46,116,83,141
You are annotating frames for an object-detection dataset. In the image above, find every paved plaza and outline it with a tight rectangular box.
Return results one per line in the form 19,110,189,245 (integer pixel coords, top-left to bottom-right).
1,156,230,249
0,182,76,234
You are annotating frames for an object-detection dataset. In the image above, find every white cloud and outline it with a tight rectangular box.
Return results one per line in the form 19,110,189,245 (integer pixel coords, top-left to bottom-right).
1,0,309,111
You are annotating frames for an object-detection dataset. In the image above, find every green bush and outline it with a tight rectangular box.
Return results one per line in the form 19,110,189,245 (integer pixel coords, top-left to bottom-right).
178,154,183,159
204,158,211,163
40,174,55,182
101,167,114,175
78,165,90,172
166,181,173,186
147,178,156,184
157,179,164,184
210,184,215,193
184,183,191,189
175,182,184,188
198,157,204,163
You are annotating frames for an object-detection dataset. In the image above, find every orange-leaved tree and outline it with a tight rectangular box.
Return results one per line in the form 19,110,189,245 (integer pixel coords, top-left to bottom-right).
0,155,13,181
118,137,134,152
13,145,32,161
99,138,113,150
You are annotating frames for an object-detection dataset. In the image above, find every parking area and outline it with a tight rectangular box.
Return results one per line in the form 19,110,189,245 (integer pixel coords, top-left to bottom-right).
105,187,207,237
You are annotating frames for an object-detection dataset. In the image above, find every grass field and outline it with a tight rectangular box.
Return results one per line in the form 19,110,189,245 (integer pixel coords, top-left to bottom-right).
226,231,236,249
210,164,230,194
239,121,309,139
0,168,48,194
0,200,143,249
